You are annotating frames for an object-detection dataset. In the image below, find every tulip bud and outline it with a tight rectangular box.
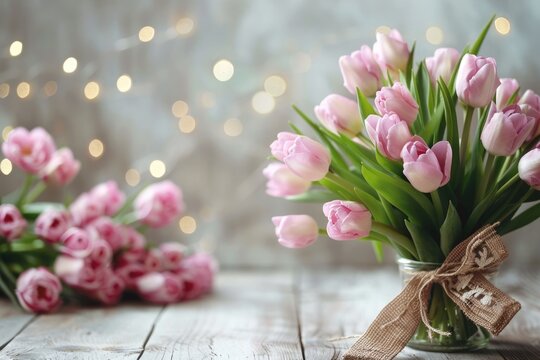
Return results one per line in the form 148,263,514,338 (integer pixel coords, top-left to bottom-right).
90,181,126,217
35,209,71,244
270,132,330,181
375,82,418,126
322,200,372,240
481,105,535,156
401,139,452,193
0,204,27,241
425,48,460,85
263,163,311,198
496,78,520,110
16,267,62,313
365,113,413,161
372,29,409,77
455,54,500,108
134,181,183,228
39,148,80,185
314,94,362,137
519,90,540,139
271,215,318,248
136,272,184,304
518,146,540,190
339,46,382,96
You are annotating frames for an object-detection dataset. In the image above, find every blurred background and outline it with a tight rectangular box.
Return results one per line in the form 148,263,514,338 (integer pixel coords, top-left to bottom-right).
1,0,538,269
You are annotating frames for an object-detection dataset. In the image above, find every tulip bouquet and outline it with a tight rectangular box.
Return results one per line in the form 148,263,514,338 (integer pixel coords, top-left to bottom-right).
265,18,540,349
0,127,215,313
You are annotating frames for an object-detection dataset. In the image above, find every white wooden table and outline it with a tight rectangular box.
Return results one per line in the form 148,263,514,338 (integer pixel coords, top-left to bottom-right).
0,268,538,359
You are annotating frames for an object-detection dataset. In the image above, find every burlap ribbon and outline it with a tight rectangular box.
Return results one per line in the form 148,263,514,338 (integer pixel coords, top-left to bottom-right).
343,224,521,360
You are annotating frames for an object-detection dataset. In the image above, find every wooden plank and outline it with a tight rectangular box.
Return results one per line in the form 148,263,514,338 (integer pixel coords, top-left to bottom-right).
0,299,34,350
140,271,303,360
298,267,538,360
0,303,163,359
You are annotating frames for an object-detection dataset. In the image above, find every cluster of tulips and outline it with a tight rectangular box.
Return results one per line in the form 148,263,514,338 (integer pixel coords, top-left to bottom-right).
264,20,539,261
0,127,215,313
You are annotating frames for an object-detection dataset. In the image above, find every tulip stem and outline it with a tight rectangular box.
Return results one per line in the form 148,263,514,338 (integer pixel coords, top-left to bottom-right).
495,173,520,198
24,181,47,204
430,191,445,224
372,222,418,259
477,154,496,203
15,175,35,209
460,106,475,165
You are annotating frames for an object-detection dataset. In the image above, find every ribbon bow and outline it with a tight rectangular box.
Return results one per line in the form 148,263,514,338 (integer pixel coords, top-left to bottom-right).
343,224,521,360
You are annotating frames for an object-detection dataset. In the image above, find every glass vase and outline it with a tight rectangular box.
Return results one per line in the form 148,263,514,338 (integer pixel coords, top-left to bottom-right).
397,258,492,352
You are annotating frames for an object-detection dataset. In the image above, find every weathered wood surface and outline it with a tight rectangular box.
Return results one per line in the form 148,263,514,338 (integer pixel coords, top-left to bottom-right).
0,268,538,359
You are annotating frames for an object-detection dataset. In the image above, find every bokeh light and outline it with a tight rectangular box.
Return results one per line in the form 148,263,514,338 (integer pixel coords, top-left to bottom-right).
172,100,189,117
176,17,195,35
9,41,23,57
84,81,100,100
138,26,155,42
125,168,141,186
179,216,197,234
426,26,444,44
178,116,196,133
264,75,287,97
224,118,243,137
495,17,511,35
213,59,234,82
0,159,12,175
16,82,30,98
116,75,132,92
252,91,275,114
149,160,166,178
88,139,104,158
62,57,78,73
2,126,13,141
43,81,58,97
0,84,9,99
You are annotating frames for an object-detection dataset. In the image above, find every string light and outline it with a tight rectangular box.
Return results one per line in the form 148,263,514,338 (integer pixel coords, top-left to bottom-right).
43,81,57,97
200,92,216,108
171,100,189,117
88,139,104,158
9,41,23,57
176,17,195,35
0,159,12,175
138,26,155,42
426,26,444,45
179,216,197,234
213,59,234,82
2,126,13,141
149,160,166,178
495,17,511,35
178,115,196,133
376,25,391,34
223,118,243,137
252,91,275,114
116,75,132,92
16,82,30,98
0,84,9,99
125,168,140,186
264,75,287,97
62,57,78,73
84,81,100,100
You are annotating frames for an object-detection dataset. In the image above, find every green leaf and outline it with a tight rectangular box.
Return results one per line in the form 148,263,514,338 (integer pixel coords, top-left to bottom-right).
288,122,304,135
405,220,444,263
470,15,496,55
22,202,65,220
355,88,376,121
375,150,403,176
438,80,460,187
440,202,463,256
499,201,540,235
371,241,384,262
286,190,336,203
353,186,389,223
412,61,431,129
405,42,416,86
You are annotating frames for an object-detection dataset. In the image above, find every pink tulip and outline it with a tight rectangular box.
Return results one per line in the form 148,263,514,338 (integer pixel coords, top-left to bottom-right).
373,29,410,77
322,200,372,240
339,45,382,96
16,267,62,314
159,242,187,271
89,271,125,305
54,256,108,291
39,148,80,185
518,146,540,190
115,248,159,290
115,262,148,290
134,181,183,228
481,105,535,156
123,227,146,249
90,181,125,216
1,127,56,174
456,54,500,108
496,78,520,110
519,90,540,138
365,113,413,161
87,238,113,266
34,208,71,244
262,163,311,198
145,249,163,272
314,94,362,137
86,217,126,251
59,227,95,258
375,83,419,126
271,215,318,248
180,253,216,296
401,139,452,193
70,192,105,227
425,48,460,85
0,204,27,241
136,272,184,304
270,132,331,181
